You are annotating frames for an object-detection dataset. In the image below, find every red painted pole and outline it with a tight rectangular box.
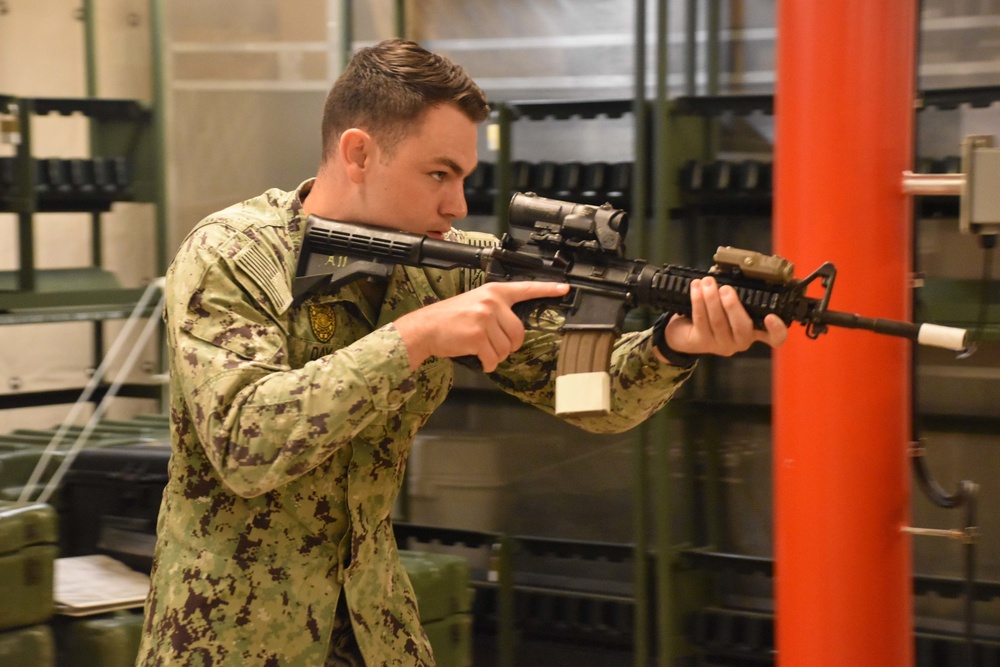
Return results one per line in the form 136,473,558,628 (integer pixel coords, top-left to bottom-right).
773,2,916,666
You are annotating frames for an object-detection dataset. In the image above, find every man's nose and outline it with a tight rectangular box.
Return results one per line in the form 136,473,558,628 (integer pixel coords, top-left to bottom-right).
442,180,468,220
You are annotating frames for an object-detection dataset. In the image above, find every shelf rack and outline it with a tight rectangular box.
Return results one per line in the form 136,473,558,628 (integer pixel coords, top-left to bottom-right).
0,0,168,410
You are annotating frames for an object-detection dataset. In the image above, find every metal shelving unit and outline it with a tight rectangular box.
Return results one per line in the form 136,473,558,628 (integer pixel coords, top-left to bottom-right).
351,4,1000,666
0,0,168,409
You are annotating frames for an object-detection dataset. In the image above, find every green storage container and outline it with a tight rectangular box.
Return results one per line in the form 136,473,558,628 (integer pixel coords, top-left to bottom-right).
422,613,473,667
53,610,144,667
0,434,53,449
0,624,56,667
0,450,66,503
399,550,472,622
0,501,58,631
399,550,473,667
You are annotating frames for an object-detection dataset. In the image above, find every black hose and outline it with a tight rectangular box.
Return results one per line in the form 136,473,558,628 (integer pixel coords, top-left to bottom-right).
909,444,979,666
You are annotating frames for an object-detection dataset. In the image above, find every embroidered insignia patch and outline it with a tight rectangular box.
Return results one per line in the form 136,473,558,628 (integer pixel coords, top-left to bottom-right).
308,303,337,343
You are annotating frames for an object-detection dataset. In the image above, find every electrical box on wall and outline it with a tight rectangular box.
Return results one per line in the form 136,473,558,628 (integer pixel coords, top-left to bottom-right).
962,134,1000,236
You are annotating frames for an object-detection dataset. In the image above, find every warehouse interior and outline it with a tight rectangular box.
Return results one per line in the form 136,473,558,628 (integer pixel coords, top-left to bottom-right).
1,1,1000,665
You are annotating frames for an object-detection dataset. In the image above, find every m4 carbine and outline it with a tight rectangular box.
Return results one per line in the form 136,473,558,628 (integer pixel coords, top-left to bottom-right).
294,192,969,415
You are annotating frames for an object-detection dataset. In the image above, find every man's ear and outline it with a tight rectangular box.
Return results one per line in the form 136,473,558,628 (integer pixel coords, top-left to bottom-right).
339,128,372,184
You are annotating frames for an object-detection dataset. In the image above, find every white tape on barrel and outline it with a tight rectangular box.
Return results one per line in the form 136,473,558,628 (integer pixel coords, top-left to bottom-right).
917,323,968,351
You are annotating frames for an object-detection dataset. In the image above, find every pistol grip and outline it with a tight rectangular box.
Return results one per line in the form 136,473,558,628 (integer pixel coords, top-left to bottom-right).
454,355,483,372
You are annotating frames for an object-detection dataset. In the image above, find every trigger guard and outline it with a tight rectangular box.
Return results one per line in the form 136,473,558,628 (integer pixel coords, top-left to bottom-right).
512,300,540,325
512,297,562,328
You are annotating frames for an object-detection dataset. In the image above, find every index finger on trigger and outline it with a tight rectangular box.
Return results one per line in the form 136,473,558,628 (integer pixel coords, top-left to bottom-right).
493,281,570,305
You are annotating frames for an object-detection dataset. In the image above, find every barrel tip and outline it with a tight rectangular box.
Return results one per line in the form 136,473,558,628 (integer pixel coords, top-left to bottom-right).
917,323,970,352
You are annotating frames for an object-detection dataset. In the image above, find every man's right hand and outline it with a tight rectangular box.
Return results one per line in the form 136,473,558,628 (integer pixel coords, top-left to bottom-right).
394,281,571,372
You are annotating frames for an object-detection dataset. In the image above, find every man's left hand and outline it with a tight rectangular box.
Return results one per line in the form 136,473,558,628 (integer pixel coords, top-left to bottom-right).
660,276,788,361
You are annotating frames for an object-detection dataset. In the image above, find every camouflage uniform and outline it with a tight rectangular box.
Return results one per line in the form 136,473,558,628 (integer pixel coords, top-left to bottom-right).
136,180,693,667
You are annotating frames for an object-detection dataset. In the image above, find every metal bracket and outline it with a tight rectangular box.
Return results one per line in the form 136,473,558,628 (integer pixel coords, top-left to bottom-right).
902,134,1000,236
901,525,978,544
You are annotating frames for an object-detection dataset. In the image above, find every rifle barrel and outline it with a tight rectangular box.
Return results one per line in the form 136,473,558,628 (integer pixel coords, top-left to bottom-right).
820,310,968,351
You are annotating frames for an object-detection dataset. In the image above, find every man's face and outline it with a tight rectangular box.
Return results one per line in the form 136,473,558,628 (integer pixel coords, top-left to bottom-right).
362,104,479,237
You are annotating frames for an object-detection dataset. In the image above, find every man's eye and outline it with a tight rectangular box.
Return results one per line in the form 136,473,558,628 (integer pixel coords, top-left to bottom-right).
431,172,446,182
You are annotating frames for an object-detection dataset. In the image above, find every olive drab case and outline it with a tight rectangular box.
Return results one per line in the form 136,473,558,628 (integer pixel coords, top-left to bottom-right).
0,501,59,632
399,550,474,667
0,624,56,667
52,609,145,667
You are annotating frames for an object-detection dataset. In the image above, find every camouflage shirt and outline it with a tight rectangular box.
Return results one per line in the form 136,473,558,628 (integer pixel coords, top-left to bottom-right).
136,181,692,667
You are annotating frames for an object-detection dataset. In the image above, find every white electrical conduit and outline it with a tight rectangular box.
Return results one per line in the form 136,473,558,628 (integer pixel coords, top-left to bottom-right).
18,277,166,505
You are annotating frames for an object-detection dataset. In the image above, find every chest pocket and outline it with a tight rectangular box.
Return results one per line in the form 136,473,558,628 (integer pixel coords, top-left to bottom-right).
286,296,373,369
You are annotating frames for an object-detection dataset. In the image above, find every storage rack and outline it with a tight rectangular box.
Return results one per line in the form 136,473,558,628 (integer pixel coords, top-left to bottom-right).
394,522,1000,666
0,96,157,303
338,3,1000,666
410,52,1000,667
368,2,722,664
659,82,1000,666
0,0,168,411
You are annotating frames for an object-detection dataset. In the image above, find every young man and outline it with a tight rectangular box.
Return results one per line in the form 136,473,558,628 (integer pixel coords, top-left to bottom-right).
136,39,786,666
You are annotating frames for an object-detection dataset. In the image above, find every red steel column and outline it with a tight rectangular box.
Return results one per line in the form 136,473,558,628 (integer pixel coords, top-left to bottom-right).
773,2,916,666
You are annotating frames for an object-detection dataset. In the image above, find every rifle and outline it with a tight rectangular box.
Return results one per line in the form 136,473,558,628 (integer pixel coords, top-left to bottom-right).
294,192,969,416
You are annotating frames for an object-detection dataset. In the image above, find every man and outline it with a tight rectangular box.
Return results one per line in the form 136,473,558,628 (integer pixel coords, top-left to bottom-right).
136,39,786,666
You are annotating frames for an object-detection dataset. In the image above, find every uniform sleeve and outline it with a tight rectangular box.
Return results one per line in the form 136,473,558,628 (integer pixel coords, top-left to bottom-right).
488,314,694,435
165,223,425,498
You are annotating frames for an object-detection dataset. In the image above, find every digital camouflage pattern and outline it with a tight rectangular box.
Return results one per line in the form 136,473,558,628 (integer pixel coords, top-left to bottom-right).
135,181,693,667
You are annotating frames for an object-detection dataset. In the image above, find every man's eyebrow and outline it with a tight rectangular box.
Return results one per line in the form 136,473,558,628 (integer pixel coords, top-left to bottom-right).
432,157,468,177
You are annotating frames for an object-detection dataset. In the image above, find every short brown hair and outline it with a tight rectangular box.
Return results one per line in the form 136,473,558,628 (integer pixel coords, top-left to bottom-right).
321,39,489,161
